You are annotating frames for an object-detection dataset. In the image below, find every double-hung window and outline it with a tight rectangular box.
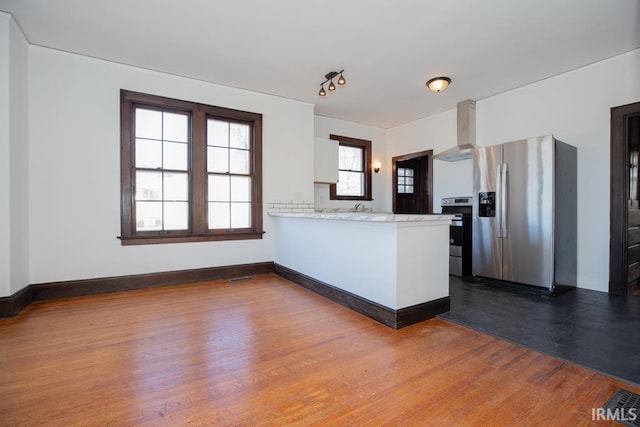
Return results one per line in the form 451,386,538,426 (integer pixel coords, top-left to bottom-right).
329,134,372,200
119,90,263,245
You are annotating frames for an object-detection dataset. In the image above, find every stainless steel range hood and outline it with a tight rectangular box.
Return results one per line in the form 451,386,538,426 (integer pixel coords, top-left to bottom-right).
433,99,477,162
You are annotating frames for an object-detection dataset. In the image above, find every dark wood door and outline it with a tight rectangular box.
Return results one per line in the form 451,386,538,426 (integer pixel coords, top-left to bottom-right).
392,150,433,214
395,159,422,213
610,101,640,295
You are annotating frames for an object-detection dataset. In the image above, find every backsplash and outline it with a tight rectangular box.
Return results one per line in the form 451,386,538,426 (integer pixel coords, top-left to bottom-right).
267,201,315,213
267,201,377,214
315,207,374,213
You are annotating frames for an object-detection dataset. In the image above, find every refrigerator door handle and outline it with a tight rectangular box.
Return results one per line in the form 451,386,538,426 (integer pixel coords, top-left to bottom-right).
496,164,502,238
501,162,508,238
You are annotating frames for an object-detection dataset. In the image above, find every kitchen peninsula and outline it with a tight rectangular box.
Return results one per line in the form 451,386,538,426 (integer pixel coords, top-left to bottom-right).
270,212,454,328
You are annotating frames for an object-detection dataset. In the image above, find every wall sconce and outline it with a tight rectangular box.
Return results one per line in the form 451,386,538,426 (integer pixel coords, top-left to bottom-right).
373,161,381,173
426,76,451,93
319,70,346,96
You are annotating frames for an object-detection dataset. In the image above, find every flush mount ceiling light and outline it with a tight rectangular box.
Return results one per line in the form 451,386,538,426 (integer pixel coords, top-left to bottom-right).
319,70,346,96
426,76,451,93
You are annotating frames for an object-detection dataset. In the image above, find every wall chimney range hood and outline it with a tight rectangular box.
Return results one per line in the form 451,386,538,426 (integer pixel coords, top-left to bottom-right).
433,99,477,162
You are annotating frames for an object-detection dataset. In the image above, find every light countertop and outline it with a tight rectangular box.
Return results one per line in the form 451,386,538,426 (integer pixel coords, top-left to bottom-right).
268,211,454,223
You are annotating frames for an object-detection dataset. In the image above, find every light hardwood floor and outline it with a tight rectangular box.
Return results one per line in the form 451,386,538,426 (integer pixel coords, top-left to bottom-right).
0,273,634,425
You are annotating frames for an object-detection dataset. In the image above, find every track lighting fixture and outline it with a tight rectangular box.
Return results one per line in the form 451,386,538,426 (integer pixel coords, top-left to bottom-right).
318,69,346,96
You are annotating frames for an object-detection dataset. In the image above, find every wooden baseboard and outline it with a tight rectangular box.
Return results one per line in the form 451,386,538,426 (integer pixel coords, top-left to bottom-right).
2,262,450,327
0,285,33,318
274,263,450,329
32,262,275,301
0,262,275,318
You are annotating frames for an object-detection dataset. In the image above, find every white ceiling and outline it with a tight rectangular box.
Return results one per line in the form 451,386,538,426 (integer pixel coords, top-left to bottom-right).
1,0,639,128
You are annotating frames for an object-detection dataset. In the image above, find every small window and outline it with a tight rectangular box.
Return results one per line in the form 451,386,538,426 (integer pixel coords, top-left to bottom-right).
120,90,263,245
397,167,414,194
329,134,372,201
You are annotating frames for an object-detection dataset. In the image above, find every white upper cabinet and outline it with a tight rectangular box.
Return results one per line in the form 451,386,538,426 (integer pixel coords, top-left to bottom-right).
314,137,338,184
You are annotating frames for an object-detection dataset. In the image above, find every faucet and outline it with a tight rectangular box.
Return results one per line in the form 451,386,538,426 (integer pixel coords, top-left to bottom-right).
353,203,363,212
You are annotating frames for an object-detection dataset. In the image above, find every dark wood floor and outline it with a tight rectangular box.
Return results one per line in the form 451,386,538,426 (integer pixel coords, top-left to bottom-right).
441,276,640,386
0,273,636,425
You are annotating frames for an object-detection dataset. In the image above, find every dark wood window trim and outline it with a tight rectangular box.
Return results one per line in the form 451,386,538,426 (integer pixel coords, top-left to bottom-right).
119,90,263,245
329,134,373,201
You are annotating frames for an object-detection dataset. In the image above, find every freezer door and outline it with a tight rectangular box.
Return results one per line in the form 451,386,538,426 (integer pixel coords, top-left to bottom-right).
472,145,503,280
502,136,555,288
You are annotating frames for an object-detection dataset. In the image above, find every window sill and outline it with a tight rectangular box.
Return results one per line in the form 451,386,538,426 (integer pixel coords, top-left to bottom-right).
118,231,264,246
329,196,374,201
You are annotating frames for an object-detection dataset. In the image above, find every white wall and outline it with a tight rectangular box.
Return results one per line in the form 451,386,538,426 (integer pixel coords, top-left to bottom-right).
12,28,640,293
386,49,640,292
0,13,11,297
314,116,388,212
386,109,474,213
28,46,314,284
477,49,640,292
0,13,29,297
9,17,29,295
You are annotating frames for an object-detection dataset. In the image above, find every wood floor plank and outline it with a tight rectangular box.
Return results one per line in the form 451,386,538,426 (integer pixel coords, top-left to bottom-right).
0,273,634,425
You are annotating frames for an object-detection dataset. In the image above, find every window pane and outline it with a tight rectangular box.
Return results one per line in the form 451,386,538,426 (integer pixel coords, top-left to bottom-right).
136,201,162,231
163,201,189,230
406,177,414,185
230,123,250,149
398,185,405,194
136,171,162,200
163,142,188,171
406,185,414,194
135,109,162,140
337,171,364,196
398,177,405,185
398,168,405,176
163,112,188,143
231,203,251,228
207,119,229,147
135,138,162,169
164,172,188,201
339,145,363,171
208,175,230,202
209,202,230,229
229,149,250,174
231,176,251,202
406,169,414,177
208,146,229,173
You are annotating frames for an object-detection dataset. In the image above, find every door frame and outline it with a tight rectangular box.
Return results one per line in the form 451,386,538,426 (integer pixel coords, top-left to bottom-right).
392,150,433,214
610,101,640,294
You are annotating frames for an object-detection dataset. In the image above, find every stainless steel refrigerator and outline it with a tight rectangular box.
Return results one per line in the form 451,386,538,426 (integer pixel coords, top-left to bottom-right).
472,135,577,293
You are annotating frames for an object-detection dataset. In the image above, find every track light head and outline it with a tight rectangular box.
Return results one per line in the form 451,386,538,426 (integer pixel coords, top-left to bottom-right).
318,69,346,96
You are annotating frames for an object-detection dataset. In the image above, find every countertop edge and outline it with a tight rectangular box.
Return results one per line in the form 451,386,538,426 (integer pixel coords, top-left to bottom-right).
268,212,455,223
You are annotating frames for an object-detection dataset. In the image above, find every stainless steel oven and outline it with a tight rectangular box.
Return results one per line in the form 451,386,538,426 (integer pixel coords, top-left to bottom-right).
441,197,473,277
